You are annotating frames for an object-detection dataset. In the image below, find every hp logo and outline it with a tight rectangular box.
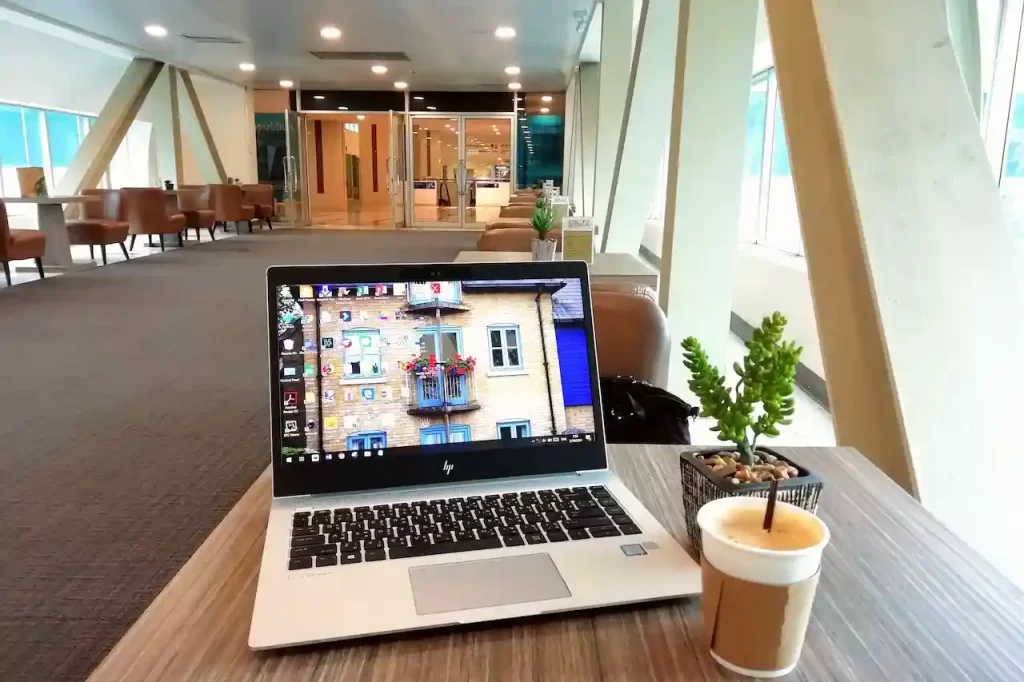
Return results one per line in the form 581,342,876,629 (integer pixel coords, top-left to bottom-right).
443,460,454,475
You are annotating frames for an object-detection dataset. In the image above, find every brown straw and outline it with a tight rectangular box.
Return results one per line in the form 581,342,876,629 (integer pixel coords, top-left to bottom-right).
763,478,780,532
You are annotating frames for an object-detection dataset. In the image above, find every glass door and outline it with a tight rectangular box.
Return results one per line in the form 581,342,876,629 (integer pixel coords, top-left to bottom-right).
410,116,460,226
283,109,309,226
389,111,408,228
463,116,513,227
408,114,515,228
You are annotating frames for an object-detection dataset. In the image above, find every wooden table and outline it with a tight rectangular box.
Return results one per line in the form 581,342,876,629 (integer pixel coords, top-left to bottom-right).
3,195,99,272
163,189,197,216
87,446,1024,681
454,251,660,289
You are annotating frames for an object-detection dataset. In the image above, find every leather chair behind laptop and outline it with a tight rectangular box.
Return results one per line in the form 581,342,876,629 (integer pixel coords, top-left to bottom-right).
120,188,187,251
476,227,562,252
241,184,275,230
591,282,670,388
0,198,46,285
209,184,255,233
177,185,216,241
65,189,130,264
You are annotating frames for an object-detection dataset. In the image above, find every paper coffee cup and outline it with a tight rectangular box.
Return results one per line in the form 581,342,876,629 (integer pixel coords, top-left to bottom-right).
697,496,830,678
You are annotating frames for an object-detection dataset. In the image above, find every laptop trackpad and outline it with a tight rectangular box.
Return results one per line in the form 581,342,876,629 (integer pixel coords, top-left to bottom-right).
409,553,571,616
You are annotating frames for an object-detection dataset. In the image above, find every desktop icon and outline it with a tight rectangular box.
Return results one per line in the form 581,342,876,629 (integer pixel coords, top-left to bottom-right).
322,363,335,376
311,454,320,462
322,336,335,350
282,367,297,377
323,389,336,404
283,420,299,435
302,314,314,325
283,391,299,408
303,339,315,351
298,456,305,462
338,452,346,459
375,284,386,296
377,450,384,457
305,392,315,403
305,420,317,433
340,311,352,322
298,286,314,299
363,451,371,458
325,453,333,461
324,416,338,430
285,457,293,463
303,364,316,378
319,285,332,297
585,434,592,441
282,339,295,351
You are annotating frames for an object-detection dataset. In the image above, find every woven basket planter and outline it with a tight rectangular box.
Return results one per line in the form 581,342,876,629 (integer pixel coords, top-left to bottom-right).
680,447,824,555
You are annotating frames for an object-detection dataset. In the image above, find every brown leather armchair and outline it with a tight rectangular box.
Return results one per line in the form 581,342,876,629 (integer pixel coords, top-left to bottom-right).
177,185,216,241
476,227,562,251
120,188,187,251
509,195,538,205
591,282,670,388
1,199,46,285
241,184,275,230
499,204,535,219
65,189,130,264
486,217,561,231
208,184,255,233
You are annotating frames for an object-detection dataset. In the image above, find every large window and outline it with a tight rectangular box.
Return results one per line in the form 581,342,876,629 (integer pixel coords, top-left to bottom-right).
488,324,523,370
342,329,382,379
0,100,152,219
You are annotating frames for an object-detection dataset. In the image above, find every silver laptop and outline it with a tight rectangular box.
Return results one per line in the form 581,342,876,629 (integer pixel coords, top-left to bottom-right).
250,261,700,649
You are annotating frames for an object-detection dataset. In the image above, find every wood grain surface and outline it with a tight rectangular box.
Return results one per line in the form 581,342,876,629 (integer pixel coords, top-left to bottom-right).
87,446,1024,681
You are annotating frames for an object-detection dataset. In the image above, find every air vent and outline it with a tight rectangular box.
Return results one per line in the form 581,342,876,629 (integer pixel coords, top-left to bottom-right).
178,34,243,45
311,51,411,61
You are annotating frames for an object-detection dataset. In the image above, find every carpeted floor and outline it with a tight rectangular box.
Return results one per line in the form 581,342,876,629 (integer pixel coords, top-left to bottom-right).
0,229,479,682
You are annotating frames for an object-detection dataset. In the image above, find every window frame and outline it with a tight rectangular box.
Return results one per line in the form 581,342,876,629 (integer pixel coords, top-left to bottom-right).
347,431,387,450
341,328,383,380
419,424,471,444
487,323,524,370
497,419,531,439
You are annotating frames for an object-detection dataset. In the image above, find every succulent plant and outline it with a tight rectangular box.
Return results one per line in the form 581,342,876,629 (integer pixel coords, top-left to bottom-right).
531,204,555,239
682,312,802,467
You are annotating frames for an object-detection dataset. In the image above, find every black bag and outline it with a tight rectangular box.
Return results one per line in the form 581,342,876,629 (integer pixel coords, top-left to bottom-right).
600,376,699,445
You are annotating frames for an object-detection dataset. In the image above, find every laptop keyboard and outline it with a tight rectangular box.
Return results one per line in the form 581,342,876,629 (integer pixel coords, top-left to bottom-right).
288,485,641,570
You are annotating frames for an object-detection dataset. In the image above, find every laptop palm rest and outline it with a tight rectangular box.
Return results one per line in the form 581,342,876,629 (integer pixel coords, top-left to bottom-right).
409,553,571,616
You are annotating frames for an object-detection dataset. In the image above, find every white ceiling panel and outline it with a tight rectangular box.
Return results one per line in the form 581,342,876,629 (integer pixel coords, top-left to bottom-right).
1,0,596,90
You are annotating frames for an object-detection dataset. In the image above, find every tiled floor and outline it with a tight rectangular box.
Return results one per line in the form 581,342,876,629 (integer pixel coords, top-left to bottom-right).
688,334,836,448
1,225,243,288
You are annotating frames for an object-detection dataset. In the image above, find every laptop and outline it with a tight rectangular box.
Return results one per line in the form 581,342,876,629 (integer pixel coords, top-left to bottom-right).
250,260,700,649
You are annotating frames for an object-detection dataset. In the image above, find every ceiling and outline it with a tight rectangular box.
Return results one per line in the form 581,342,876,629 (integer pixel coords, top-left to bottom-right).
0,0,596,91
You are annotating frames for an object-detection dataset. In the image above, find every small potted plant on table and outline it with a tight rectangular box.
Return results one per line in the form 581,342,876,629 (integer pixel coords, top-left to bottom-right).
679,312,824,553
530,203,557,261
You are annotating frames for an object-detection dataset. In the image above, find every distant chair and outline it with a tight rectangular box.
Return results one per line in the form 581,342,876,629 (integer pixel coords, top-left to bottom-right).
177,185,216,241
476,227,561,252
209,184,255,233
486,217,561,231
509,195,538,205
499,204,534,219
0,198,46,285
120,188,186,251
591,282,670,388
241,184,275,230
65,189,130,264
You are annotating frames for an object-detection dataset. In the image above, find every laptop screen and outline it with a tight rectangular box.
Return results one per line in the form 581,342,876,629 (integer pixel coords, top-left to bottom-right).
270,266,605,496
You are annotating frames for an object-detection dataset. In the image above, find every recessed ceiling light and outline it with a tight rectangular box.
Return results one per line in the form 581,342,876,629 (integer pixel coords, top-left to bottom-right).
540,107,549,113
279,80,294,88
338,106,348,110
541,95,553,102
394,81,408,89
357,114,366,120
426,106,436,110
495,26,516,39
239,62,255,72
505,66,521,76
508,82,522,91
371,64,388,75
320,26,342,39
314,95,325,100
144,24,168,38
414,96,425,100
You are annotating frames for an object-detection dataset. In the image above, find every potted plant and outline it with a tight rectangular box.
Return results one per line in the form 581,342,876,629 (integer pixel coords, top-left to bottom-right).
530,204,557,261
678,312,824,553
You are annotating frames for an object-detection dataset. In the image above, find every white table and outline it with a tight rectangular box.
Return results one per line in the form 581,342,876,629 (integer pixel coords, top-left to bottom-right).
3,196,100,272
453,250,659,289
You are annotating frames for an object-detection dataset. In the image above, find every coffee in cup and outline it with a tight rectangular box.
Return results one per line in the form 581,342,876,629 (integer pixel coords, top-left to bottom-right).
697,496,830,678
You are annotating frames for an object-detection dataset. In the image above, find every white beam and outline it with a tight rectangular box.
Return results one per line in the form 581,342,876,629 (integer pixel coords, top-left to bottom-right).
767,0,1024,585
946,0,982,117
592,0,635,234
149,66,184,187
658,0,759,391
178,70,227,183
600,0,678,254
55,58,163,196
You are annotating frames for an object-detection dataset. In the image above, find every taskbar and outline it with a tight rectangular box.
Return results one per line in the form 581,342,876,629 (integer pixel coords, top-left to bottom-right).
282,432,595,464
